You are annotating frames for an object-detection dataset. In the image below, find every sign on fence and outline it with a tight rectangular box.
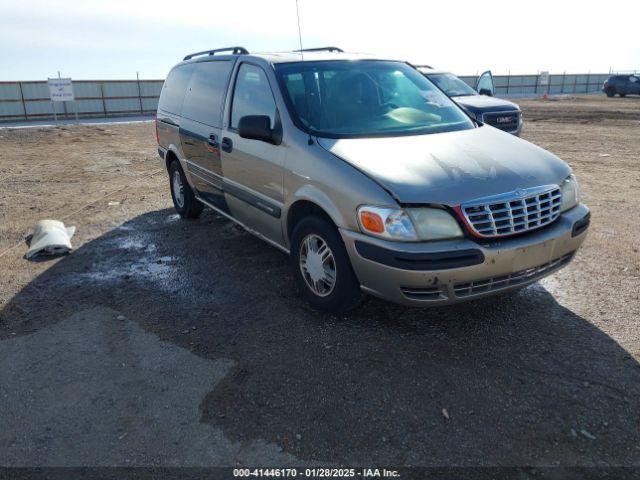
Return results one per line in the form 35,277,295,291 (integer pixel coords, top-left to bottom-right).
539,71,550,86
47,78,74,102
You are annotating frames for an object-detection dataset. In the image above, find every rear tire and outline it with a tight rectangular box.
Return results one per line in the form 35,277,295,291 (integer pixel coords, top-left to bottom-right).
291,216,364,312
168,160,203,219
619,93,626,97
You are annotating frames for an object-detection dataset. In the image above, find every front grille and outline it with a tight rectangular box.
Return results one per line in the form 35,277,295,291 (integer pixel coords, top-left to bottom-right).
460,185,562,238
483,111,520,131
453,252,574,298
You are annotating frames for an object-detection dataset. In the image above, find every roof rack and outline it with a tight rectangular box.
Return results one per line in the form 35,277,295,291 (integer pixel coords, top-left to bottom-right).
294,47,344,53
414,64,434,69
183,47,249,61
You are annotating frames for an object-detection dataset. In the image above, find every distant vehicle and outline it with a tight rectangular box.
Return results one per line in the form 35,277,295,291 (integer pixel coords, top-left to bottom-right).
156,46,589,312
417,67,523,136
603,75,640,97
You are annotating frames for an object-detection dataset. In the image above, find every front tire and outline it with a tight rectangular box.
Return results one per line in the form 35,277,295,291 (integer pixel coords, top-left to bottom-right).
291,216,364,312
168,160,203,219
605,87,615,97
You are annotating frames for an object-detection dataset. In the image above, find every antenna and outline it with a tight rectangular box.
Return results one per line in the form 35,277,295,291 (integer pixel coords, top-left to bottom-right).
295,0,314,145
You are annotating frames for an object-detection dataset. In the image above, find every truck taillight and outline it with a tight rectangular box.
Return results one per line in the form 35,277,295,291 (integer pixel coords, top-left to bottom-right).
154,113,159,144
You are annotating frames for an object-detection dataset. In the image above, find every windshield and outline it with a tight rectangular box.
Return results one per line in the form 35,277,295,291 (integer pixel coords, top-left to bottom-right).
427,73,477,97
275,61,474,138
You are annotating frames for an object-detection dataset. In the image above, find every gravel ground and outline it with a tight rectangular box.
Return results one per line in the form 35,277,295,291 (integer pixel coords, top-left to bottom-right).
0,95,639,467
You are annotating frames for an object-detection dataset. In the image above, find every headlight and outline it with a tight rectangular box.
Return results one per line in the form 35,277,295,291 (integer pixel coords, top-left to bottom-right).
407,207,464,240
560,174,580,212
357,206,417,240
357,206,463,241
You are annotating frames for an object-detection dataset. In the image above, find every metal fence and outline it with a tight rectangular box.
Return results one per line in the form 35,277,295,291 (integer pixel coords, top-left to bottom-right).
0,73,613,123
459,73,610,97
0,79,163,122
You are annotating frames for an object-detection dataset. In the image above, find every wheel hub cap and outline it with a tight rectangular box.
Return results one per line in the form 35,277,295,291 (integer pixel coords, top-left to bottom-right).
172,170,185,208
299,234,337,297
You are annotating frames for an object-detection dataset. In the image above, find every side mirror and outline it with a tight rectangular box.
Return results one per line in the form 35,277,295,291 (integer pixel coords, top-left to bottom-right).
479,88,493,97
238,115,274,144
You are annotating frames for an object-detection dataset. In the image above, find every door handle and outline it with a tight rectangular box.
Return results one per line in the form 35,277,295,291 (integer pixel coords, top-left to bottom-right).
159,118,177,127
207,134,219,148
221,137,233,153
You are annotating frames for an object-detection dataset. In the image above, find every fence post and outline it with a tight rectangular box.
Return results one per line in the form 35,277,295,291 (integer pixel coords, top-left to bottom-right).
136,72,143,115
100,82,107,117
506,71,510,95
18,81,27,120
561,72,566,94
585,72,590,94
534,72,539,96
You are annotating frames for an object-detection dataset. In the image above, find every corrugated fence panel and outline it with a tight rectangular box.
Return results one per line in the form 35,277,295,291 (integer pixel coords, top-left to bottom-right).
140,81,163,97
141,97,159,111
75,99,105,114
105,98,142,113
0,83,21,101
25,100,54,116
0,101,25,117
73,82,102,98
0,73,619,122
21,82,50,100
103,82,140,98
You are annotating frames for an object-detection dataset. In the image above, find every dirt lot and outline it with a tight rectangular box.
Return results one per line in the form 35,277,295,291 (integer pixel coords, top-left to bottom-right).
0,96,639,467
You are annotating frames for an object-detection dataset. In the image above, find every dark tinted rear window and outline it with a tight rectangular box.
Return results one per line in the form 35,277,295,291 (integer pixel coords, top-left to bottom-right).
158,64,194,115
182,61,233,127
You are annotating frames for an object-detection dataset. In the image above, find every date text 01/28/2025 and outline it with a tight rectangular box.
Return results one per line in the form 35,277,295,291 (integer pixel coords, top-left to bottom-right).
232,468,401,478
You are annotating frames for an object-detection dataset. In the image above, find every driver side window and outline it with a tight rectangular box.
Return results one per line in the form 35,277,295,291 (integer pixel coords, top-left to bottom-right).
231,64,276,129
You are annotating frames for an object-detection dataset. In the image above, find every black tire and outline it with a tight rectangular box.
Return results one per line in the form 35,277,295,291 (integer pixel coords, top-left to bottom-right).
290,215,365,312
168,160,203,219
619,93,626,97
605,88,615,98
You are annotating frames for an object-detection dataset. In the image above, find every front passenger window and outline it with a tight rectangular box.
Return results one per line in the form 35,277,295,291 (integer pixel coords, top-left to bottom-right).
231,64,276,129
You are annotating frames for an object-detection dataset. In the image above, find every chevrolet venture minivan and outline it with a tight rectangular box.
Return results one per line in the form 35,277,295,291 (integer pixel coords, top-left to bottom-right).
156,47,590,312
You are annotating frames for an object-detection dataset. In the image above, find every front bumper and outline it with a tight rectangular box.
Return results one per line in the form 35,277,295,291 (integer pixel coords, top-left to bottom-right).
340,203,590,306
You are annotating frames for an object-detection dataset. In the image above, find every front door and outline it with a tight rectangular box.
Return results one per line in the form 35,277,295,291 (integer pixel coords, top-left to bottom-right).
220,62,285,246
179,60,234,210
476,70,495,96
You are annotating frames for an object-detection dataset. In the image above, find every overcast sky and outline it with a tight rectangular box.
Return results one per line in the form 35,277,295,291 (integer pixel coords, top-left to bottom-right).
1,0,638,80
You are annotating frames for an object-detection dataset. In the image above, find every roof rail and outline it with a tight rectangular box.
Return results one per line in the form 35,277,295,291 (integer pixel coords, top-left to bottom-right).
294,47,344,53
414,64,434,69
183,47,249,61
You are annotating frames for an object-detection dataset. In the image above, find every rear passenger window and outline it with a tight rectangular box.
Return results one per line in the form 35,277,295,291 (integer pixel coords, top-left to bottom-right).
231,64,276,129
158,64,194,115
182,61,233,127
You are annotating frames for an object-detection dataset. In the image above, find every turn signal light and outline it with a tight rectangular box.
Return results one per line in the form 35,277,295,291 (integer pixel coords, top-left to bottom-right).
360,211,384,233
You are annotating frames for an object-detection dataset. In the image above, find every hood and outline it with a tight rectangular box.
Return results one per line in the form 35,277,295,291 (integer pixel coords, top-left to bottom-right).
453,94,520,112
317,126,570,205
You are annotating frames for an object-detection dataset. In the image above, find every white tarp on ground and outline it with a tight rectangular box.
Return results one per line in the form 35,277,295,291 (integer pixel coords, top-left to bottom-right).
25,220,76,260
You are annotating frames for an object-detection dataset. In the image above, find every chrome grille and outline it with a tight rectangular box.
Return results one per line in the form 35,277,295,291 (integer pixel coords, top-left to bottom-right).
453,252,574,298
460,185,562,238
483,110,520,132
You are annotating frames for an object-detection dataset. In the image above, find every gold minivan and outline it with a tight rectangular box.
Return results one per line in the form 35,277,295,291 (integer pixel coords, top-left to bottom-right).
156,47,590,311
